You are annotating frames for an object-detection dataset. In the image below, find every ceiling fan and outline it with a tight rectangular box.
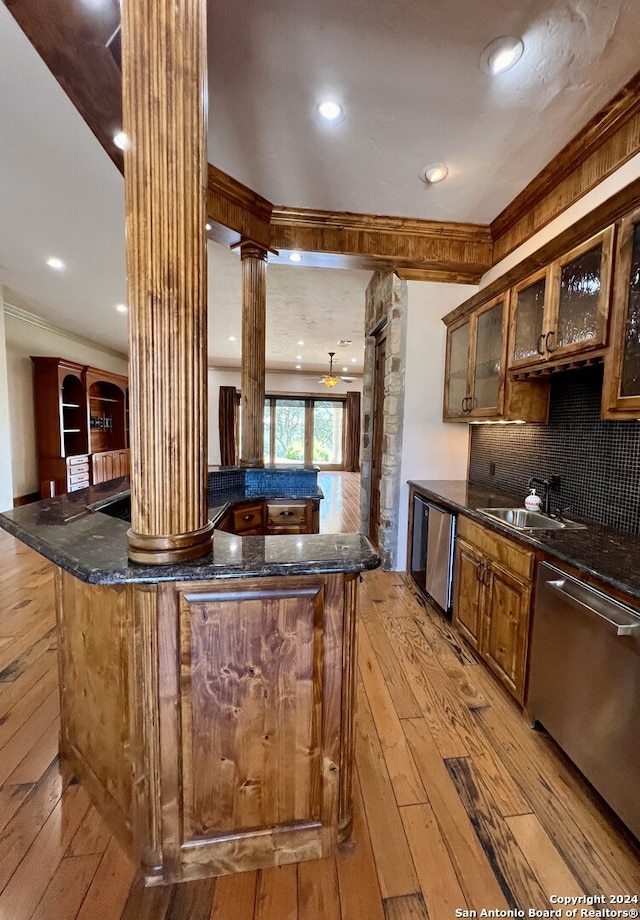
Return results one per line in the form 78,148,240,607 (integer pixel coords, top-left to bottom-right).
317,352,354,387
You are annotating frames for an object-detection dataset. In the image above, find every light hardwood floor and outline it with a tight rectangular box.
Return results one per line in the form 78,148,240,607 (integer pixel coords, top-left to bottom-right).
0,480,638,918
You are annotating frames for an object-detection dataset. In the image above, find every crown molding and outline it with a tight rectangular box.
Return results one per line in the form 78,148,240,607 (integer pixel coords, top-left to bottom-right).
3,302,128,362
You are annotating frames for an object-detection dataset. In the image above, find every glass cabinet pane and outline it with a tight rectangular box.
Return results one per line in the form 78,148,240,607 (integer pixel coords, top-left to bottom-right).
473,302,503,409
620,223,640,398
512,277,546,362
446,322,469,414
556,243,602,348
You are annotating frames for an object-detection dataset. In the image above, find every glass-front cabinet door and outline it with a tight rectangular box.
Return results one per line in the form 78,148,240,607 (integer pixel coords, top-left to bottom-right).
550,227,614,359
508,228,614,369
602,208,640,416
509,268,549,369
470,296,506,417
443,317,471,419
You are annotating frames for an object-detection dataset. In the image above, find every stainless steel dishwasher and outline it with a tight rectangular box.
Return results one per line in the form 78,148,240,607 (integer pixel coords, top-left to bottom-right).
528,562,640,841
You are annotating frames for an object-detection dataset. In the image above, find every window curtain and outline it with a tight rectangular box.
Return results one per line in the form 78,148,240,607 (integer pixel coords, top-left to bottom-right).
344,390,361,472
218,386,237,467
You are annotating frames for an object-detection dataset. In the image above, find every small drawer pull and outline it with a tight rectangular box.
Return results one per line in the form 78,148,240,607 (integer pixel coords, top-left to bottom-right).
279,510,294,517
242,513,254,521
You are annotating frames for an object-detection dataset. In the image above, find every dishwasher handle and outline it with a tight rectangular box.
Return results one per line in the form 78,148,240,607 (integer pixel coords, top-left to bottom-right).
546,579,640,636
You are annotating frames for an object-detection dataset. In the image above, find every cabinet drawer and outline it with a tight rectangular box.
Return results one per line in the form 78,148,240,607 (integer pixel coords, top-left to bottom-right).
457,515,534,581
67,455,90,468
266,502,307,526
68,481,89,492
68,470,90,486
231,502,264,533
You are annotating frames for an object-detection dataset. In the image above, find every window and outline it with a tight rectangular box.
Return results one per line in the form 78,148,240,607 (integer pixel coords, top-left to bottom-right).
262,395,346,468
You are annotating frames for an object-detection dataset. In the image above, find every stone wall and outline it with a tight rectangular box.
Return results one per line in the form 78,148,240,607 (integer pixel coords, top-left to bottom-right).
361,271,407,569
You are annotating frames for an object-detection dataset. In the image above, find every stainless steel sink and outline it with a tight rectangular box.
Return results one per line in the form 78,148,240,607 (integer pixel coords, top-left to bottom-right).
478,508,586,531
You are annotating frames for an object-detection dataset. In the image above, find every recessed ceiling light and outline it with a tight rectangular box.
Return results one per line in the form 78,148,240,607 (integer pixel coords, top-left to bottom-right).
113,130,130,150
115,303,128,313
419,163,449,184
46,257,65,270
296,355,302,360
317,100,344,123
228,335,236,342
351,358,358,363
297,340,304,346
205,223,212,231
481,36,524,75
289,252,302,262
342,367,348,372
295,364,301,370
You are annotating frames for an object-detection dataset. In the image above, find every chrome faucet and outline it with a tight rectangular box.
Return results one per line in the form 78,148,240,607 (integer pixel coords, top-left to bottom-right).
528,475,560,515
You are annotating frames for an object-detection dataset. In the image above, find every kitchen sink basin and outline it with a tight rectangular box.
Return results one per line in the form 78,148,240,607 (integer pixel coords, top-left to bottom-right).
478,508,587,531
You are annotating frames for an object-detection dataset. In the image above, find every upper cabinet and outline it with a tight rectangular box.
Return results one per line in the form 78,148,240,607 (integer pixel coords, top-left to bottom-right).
444,296,549,423
444,295,506,420
508,227,615,371
602,206,640,417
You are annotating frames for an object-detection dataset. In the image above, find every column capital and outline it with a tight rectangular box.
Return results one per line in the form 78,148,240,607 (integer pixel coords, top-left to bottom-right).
231,238,276,262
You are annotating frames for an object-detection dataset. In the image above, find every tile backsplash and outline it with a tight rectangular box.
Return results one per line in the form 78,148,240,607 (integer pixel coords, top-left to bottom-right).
468,366,640,534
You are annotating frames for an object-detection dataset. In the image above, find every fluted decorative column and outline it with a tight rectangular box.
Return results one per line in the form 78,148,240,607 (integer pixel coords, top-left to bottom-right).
239,242,268,468
121,0,213,563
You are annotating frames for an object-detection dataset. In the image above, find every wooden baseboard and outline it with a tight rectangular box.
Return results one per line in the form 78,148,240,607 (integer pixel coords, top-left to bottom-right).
13,492,41,507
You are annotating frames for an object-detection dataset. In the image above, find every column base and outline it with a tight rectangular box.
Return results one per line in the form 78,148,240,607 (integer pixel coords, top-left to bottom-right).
127,521,214,564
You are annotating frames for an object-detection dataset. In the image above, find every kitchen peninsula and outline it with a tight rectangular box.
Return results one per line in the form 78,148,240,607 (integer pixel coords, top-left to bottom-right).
0,476,379,885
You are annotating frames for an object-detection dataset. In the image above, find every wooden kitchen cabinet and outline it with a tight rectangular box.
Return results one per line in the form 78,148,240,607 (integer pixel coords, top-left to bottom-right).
92,448,130,485
444,296,549,423
509,227,614,371
453,516,534,703
266,499,320,534
215,499,320,536
443,295,506,419
602,206,640,417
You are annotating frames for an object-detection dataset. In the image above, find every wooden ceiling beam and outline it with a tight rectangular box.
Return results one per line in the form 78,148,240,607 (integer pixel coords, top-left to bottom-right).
7,1,640,281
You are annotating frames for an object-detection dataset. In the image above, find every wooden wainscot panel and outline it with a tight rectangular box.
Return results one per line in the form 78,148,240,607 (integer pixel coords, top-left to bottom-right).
150,573,350,884
55,569,134,856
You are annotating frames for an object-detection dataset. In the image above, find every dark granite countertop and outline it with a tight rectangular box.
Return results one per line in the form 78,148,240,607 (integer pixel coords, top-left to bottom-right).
0,478,379,585
409,480,640,602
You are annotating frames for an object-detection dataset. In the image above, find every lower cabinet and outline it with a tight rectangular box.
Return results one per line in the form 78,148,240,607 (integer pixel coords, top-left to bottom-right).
92,449,130,485
216,499,320,536
453,516,534,703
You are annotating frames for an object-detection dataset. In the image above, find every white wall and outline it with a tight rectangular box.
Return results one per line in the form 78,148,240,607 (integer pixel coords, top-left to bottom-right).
4,307,128,498
207,367,363,466
395,282,472,571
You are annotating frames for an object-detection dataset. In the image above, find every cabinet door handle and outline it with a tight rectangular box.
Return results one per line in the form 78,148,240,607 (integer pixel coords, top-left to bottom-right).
279,510,294,517
242,513,254,521
545,330,556,353
461,396,468,412
536,333,545,355
483,565,492,587
476,562,484,582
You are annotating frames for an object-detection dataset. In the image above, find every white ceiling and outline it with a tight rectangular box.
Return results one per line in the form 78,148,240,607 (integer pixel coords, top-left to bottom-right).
2,0,640,373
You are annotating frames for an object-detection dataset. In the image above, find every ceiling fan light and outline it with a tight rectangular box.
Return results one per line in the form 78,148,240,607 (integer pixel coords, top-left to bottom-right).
322,376,340,388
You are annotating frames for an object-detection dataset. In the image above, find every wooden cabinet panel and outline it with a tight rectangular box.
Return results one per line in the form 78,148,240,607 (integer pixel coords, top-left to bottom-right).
443,318,471,419
482,561,531,701
92,449,130,485
444,296,547,423
231,501,264,534
453,538,484,649
453,517,534,704
508,228,614,371
602,206,640,417
181,584,323,837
